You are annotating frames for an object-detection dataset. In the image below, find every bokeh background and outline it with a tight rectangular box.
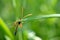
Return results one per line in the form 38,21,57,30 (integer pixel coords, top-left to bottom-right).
0,0,60,40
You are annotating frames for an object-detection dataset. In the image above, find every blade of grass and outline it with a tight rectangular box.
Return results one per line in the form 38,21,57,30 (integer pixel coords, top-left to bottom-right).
22,14,60,21
0,18,14,40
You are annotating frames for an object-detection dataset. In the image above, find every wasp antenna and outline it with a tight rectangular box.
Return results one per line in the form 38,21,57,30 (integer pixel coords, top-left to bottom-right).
19,18,21,20
22,7,24,18
23,14,32,18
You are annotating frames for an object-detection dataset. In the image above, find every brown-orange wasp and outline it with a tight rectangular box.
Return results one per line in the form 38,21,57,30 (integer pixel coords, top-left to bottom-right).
14,8,32,35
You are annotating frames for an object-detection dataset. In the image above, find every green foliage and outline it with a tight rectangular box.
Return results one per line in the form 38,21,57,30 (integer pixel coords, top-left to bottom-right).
0,0,60,40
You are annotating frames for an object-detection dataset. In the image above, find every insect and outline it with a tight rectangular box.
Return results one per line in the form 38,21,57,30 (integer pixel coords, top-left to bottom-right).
14,18,22,35
14,8,32,35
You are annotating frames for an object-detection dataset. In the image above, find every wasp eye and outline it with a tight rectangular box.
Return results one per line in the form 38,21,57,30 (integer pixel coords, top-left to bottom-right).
17,21,21,24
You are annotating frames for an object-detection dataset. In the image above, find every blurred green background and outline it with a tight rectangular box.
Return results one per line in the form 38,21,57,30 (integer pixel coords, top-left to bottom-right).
0,0,60,40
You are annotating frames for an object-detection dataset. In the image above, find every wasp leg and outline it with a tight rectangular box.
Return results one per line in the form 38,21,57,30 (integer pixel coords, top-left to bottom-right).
14,25,18,35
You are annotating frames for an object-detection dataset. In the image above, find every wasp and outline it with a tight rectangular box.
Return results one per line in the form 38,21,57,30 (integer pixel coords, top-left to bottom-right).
14,14,32,35
13,7,32,35
14,18,22,35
